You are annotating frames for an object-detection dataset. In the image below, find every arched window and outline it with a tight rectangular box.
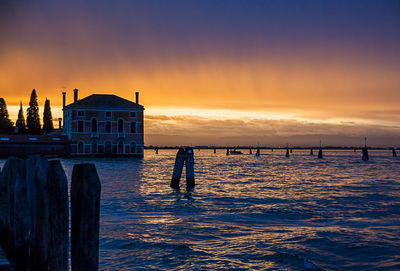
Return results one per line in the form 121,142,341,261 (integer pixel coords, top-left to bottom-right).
92,140,97,153
118,119,124,133
91,118,98,132
130,142,136,153
105,141,112,155
105,121,111,133
118,141,124,153
78,141,84,153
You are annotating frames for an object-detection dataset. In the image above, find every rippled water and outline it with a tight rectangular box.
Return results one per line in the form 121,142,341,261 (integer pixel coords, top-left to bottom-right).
1,150,400,270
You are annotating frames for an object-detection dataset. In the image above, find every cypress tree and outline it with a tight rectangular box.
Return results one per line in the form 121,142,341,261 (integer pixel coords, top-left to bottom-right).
26,89,41,134
43,98,54,134
0,98,14,133
16,101,26,134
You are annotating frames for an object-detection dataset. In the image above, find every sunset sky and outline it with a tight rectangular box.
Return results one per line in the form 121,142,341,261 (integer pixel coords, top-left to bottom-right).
1,0,399,146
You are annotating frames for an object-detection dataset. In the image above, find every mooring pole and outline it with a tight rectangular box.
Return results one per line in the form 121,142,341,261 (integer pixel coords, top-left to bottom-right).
285,148,290,158
185,147,195,188
214,148,216,154
393,148,397,157
362,137,369,161
171,148,186,188
226,148,229,156
249,148,252,155
318,140,323,159
155,148,159,155
255,147,260,157
310,148,314,155
71,163,101,271
46,160,69,271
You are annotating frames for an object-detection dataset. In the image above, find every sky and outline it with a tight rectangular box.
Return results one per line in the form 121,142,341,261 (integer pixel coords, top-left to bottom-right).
0,0,399,146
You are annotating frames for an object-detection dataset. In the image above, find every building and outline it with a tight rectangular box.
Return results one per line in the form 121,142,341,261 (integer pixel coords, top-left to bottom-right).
62,89,144,157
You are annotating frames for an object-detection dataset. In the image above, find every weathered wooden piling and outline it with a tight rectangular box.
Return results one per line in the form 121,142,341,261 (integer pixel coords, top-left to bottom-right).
155,148,159,155
393,148,397,157
185,147,195,188
29,156,50,271
249,148,252,155
310,148,314,155
318,148,323,159
71,163,101,271
285,148,290,158
290,148,293,153
0,157,25,263
362,148,369,161
46,160,69,271
214,148,216,154
171,148,186,188
255,147,260,157
226,148,229,156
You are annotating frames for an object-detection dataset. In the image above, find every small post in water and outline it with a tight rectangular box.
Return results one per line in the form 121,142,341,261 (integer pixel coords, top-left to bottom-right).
226,148,229,156
362,137,369,161
255,147,260,157
185,147,195,188
214,148,216,154
249,148,252,155
310,148,314,155
285,146,290,158
393,148,397,157
318,140,323,159
71,163,101,271
171,148,186,188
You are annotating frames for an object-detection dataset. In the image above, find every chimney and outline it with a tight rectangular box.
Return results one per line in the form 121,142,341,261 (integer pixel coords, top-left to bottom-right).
73,88,79,103
58,118,62,129
135,91,139,104
62,92,66,108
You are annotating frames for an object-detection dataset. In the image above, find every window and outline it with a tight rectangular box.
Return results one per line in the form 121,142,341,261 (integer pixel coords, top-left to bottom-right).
78,142,84,153
78,120,84,132
78,111,84,116
130,111,136,118
105,121,111,133
105,141,112,155
118,141,124,153
130,122,136,133
105,111,112,118
118,119,124,133
130,142,136,153
91,118,98,133
92,141,98,153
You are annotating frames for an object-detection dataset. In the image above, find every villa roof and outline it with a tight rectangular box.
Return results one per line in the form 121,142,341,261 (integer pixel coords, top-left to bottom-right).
65,94,143,109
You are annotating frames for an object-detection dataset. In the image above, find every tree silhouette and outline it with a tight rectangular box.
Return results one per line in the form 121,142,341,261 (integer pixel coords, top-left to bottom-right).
43,98,54,134
26,89,41,134
0,98,14,134
16,101,26,134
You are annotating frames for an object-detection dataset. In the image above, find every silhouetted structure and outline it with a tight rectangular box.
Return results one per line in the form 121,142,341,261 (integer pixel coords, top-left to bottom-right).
16,102,26,134
0,98,13,134
63,89,144,157
26,89,41,134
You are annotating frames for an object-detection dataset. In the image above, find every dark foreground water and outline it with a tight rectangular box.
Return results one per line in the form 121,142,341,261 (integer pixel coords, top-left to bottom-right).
2,150,400,270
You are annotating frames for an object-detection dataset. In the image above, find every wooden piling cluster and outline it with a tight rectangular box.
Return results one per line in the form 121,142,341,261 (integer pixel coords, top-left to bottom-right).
0,156,101,271
171,147,195,189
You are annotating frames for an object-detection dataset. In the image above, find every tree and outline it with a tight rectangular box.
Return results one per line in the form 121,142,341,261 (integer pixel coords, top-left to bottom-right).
26,89,41,134
16,101,26,134
0,98,14,133
43,98,54,134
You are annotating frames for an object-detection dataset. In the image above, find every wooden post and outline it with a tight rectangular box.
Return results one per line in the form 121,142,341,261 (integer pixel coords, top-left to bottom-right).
0,157,25,262
310,148,314,155
290,148,293,153
155,148,159,155
71,163,101,271
226,148,229,156
28,156,50,271
393,148,397,157
255,147,260,157
213,148,216,154
362,148,369,161
185,147,195,188
285,148,290,158
14,157,31,270
318,148,323,159
249,148,252,155
46,160,69,271
170,148,186,188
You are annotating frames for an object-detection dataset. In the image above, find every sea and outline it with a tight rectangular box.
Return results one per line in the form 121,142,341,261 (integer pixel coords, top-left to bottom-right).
1,149,400,270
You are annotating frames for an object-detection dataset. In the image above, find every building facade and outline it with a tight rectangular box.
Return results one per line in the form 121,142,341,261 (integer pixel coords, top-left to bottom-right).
63,89,144,157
